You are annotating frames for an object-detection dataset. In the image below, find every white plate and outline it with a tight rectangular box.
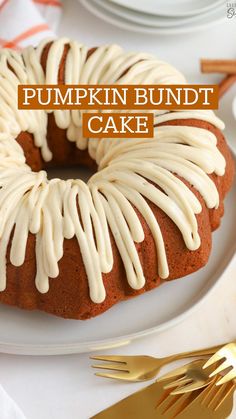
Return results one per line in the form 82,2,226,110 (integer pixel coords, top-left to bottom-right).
93,0,225,28
80,0,226,35
108,0,224,17
0,158,235,355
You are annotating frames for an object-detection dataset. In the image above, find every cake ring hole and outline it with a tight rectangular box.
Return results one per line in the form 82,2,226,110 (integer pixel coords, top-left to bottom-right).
46,165,96,182
16,122,98,183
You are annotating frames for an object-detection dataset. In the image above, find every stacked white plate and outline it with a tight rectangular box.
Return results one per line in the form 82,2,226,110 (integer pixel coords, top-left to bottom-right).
80,0,226,35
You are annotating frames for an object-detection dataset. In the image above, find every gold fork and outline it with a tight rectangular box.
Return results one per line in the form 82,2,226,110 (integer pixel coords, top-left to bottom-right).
156,359,216,395
203,342,236,385
156,376,236,418
91,343,224,382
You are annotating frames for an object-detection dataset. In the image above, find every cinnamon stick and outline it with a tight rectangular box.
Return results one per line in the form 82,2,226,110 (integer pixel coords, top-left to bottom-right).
219,74,236,98
201,59,236,74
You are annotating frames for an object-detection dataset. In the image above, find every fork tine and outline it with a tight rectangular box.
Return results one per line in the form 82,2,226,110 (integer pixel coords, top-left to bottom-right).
213,382,236,410
216,369,236,385
157,366,188,382
90,355,127,364
157,391,191,417
156,387,173,407
170,379,210,395
156,385,176,417
199,376,220,404
163,377,192,390
95,371,129,380
207,381,227,408
204,379,235,411
91,363,129,372
203,353,225,369
208,360,232,377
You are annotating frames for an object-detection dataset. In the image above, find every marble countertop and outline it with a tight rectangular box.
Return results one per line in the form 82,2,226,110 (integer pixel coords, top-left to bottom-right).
0,1,236,418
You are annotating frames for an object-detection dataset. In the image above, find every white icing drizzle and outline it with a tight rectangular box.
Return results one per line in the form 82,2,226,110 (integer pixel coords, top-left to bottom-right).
0,38,226,303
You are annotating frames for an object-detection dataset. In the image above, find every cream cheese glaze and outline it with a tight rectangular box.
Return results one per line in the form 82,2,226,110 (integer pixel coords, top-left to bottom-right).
0,38,226,303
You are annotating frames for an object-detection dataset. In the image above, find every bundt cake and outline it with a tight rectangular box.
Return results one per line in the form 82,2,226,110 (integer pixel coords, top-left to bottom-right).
0,38,234,319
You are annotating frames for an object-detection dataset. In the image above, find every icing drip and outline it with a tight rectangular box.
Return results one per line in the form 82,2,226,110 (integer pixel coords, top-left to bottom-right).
0,38,226,303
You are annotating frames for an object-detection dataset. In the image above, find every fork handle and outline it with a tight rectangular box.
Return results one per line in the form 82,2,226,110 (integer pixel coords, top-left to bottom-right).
169,343,225,361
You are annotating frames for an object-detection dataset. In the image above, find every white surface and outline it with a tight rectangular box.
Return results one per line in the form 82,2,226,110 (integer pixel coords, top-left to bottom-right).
109,0,224,17
0,385,26,419
0,167,235,355
1,1,236,418
80,0,225,35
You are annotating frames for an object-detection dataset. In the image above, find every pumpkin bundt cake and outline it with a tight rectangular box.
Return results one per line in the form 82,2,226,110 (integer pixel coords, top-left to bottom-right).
0,38,234,319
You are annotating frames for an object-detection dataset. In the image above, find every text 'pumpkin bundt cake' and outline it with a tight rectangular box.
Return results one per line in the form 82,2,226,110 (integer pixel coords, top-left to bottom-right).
0,38,234,319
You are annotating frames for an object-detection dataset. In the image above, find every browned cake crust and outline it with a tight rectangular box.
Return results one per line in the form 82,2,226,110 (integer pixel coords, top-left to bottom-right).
0,44,234,319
